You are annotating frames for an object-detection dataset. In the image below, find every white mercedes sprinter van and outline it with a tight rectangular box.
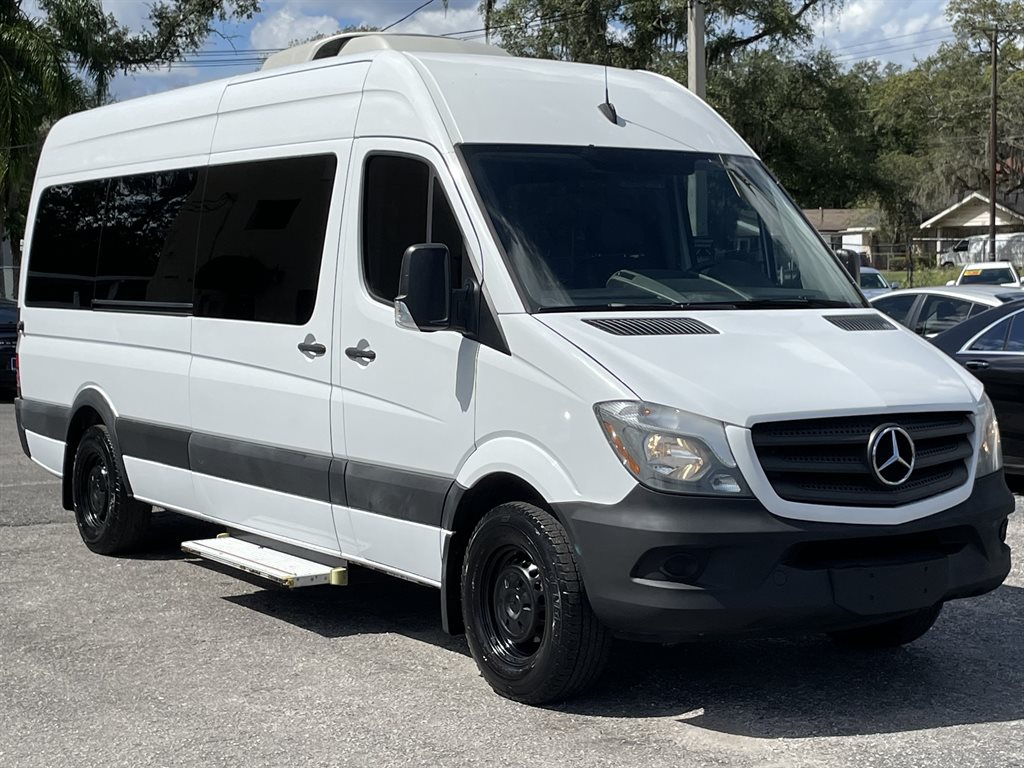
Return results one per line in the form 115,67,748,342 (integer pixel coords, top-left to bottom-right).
14,33,1013,704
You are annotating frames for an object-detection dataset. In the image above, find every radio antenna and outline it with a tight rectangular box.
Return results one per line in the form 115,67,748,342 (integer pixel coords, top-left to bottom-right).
598,64,618,124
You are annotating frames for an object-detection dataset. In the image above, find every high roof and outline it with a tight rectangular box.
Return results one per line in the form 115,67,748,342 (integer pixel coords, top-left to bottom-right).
260,32,509,71
38,44,753,181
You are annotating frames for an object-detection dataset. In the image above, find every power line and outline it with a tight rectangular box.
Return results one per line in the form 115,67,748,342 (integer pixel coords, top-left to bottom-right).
833,32,957,61
827,25,953,54
381,0,436,32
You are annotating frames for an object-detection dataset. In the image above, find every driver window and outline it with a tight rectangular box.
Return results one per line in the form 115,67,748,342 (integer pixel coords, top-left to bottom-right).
362,155,467,303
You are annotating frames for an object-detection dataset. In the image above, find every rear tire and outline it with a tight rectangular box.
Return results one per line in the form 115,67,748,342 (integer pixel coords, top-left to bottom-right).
71,424,151,555
829,603,943,649
462,502,610,704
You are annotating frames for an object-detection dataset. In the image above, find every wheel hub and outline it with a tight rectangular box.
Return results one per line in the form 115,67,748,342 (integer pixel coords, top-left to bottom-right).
85,464,110,526
493,561,542,645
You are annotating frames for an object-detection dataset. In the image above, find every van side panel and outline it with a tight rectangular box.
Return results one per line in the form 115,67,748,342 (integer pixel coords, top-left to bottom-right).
19,81,222,514
36,80,225,179
17,309,195,509
189,108,355,552
212,62,369,154
468,316,637,506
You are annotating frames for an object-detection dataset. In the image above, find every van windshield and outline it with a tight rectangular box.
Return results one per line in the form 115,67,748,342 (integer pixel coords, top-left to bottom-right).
461,145,863,311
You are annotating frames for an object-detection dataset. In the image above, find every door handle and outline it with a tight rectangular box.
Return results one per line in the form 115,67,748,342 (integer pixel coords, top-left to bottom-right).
964,360,990,371
345,346,376,362
297,341,327,357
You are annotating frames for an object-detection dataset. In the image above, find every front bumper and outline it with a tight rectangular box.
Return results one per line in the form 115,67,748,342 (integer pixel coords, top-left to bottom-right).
556,472,1013,642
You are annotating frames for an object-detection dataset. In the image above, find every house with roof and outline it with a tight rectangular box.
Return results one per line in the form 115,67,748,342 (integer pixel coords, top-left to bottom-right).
919,192,1024,253
801,207,880,260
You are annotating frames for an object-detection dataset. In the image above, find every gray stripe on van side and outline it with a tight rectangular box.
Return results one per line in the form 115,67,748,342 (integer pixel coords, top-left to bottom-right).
344,461,452,527
20,401,450,525
189,432,334,504
18,399,70,441
118,418,191,470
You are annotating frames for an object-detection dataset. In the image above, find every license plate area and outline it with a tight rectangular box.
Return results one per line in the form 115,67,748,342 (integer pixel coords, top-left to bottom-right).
831,558,948,615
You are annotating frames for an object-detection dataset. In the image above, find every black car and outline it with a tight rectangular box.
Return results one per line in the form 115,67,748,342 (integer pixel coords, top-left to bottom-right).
931,301,1024,475
0,297,17,395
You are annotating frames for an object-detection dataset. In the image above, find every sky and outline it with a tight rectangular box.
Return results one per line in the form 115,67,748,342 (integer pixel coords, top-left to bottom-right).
89,0,956,101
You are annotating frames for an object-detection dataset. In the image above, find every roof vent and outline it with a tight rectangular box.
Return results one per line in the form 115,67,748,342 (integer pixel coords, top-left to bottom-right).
260,33,509,71
825,314,896,332
583,317,719,336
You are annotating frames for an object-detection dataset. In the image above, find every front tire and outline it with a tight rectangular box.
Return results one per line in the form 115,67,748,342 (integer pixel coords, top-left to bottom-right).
829,603,943,649
71,424,151,555
462,502,610,704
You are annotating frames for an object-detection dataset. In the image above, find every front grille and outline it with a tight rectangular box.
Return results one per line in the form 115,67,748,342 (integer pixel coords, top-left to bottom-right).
751,412,974,507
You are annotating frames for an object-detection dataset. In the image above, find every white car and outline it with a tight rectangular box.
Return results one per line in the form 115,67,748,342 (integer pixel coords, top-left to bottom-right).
871,285,1024,337
858,266,897,299
13,31,1014,704
946,261,1022,289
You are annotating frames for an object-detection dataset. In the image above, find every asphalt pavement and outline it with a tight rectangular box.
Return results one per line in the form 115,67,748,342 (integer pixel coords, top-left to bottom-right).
2,401,1023,768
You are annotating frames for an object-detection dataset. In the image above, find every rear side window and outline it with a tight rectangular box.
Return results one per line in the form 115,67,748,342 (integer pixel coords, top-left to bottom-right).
1007,314,1024,353
25,180,108,308
872,294,916,325
915,296,975,336
96,169,205,306
969,318,1011,351
194,155,337,324
362,155,467,303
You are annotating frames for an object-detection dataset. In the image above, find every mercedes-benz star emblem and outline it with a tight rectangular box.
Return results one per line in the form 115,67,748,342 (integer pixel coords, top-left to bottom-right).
868,424,916,486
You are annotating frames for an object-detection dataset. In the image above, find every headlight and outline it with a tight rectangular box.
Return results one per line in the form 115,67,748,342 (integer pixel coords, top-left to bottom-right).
595,401,750,495
977,393,1003,476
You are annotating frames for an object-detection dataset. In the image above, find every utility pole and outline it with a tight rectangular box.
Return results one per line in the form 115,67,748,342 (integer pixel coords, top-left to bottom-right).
988,28,997,261
687,0,706,98
977,25,1024,260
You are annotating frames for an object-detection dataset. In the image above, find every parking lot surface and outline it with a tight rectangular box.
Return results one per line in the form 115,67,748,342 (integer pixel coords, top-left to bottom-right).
2,401,1023,768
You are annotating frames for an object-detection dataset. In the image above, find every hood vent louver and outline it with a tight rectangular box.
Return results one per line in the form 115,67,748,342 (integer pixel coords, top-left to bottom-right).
582,317,719,336
825,315,896,332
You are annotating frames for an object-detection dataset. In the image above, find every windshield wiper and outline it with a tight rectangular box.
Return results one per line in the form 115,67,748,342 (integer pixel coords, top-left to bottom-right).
536,301,739,313
727,297,860,309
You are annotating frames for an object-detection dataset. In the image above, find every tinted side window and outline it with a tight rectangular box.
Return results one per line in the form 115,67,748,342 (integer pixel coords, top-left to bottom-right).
969,318,1011,351
194,155,337,324
1007,314,1024,353
96,169,205,306
873,294,917,325
362,158,469,303
25,180,108,308
915,296,974,336
363,155,430,302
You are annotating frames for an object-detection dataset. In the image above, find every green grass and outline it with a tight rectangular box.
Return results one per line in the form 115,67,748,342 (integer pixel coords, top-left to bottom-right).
880,267,954,289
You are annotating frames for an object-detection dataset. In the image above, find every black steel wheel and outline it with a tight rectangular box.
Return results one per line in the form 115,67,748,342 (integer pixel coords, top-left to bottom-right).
462,502,610,704
71,424,150,555
829,603,943,649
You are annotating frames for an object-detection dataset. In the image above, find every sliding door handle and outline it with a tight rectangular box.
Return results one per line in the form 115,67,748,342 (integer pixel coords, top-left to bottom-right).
298,340,327,357
345,346,376,362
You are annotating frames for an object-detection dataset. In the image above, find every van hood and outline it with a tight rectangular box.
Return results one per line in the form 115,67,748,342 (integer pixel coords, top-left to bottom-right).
536,310,983,427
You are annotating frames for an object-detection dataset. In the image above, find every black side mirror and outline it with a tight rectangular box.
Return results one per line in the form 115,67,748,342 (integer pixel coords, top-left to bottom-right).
395,244,451,331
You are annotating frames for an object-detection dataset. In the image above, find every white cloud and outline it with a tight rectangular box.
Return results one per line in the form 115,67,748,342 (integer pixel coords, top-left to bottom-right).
815,0,952,67
100,0,153,31
391,7,482,36
250,6,341,49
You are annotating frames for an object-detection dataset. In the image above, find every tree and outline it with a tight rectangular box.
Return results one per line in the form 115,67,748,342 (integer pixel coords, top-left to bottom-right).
866,0,1024,240
709,49,878,207
0,0,260,277
479,0,841,71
